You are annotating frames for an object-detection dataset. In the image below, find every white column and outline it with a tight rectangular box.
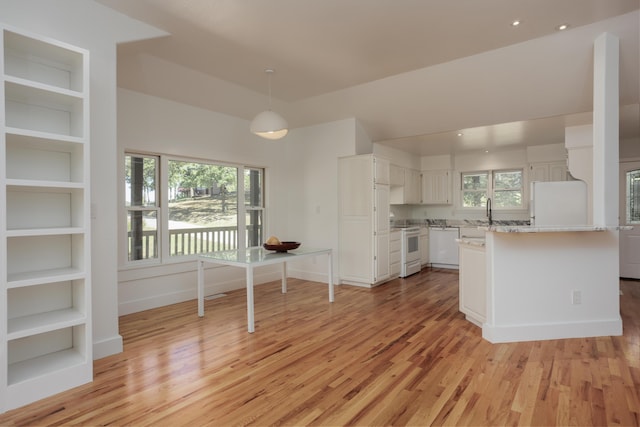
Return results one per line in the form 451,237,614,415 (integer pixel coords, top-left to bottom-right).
592,32,619,226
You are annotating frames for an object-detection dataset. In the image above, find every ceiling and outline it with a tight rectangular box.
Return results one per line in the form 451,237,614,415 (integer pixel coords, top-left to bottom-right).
97,0,640,155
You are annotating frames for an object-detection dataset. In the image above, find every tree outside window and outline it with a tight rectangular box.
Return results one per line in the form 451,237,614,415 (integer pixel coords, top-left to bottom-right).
125,154,159,261
461,169,523,209
627,169,640,224
167,160,238,256
124,153,266,264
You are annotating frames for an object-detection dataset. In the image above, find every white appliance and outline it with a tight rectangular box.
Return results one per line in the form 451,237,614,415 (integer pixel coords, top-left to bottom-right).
530,180,588,226
429,227,460,267
400,226,421,277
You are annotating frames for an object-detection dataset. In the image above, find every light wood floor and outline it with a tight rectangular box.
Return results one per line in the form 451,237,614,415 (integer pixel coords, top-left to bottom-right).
1,268,639,426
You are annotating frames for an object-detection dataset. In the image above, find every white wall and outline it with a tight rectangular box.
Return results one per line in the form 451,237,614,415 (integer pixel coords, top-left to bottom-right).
0,0,166,359
117,89,292,314
284,119,362,283
117,90,360,314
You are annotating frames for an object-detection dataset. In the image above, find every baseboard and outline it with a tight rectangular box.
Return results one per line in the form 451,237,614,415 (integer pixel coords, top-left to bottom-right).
118,270,282,316
482,317,623,343
93,334,124,359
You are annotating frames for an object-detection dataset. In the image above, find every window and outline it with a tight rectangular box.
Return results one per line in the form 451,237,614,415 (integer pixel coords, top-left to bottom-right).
461,169,523,209
245,168,264,247
125,154,159,261
124,152,265,264
627,169,640,224
462,172,488,208
168,160,239,256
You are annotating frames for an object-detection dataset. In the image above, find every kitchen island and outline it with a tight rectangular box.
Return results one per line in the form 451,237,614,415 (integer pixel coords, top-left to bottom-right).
471,225,624,343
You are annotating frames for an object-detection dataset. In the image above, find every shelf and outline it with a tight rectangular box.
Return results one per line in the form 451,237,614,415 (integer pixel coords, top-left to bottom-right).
6,179,84,190
7,267,84,288
8,308,86,339
6,227,84,237
4,80,84,137
2,24,91,413
7,234,85,280
5,131,85,183
4,75,83,99
5,126,85,144
4,28,85,92
8,348,86,386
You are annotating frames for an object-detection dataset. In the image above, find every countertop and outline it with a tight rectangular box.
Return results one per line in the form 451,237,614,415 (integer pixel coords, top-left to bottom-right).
479,225,633,233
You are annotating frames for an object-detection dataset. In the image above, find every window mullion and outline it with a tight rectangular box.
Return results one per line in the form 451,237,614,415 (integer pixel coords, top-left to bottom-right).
159,155,169,263
237,166,246,250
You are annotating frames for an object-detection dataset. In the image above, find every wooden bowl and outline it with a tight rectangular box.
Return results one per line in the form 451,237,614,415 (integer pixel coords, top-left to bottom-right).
263,241,301,252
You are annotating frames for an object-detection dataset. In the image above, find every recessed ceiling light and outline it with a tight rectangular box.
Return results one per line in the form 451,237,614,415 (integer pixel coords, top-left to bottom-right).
485,150,490,153
511,20,521,27
557,23,569,31
457,132,464,136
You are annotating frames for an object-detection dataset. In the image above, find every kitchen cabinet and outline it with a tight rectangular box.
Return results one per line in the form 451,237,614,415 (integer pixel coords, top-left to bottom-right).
390,167,421,204
458,240,486,327
529,162,568,182
421,170,451,204
339,154,391,287
389,230,401,278
1,26,92,412
419,227,429,266
389,164,404,186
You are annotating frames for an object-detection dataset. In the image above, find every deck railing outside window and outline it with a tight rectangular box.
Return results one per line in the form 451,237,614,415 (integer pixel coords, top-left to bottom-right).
128,225,262,259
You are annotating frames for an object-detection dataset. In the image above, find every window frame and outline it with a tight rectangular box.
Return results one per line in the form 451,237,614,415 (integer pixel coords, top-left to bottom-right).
459,168,524,211
122,151,266,268
125,153,161,265
626,168,640,224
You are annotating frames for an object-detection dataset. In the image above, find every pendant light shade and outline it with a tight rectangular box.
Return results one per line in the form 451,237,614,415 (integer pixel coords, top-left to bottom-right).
250,110,288,139
250,69,288,140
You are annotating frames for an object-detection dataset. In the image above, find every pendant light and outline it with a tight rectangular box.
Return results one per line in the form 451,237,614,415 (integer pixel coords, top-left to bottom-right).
250,69,288,140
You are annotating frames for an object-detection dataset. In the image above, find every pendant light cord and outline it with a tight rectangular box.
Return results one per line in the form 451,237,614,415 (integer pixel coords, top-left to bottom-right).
266,68,274,110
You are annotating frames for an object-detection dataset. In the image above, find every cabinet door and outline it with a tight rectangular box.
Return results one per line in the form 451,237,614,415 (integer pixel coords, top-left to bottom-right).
420,234,429,265
389,165,404,186
529,162,568,182
374,157,390,185
549,163,568,181
404,169,421,204
422,171,450,204
375,184,389,233
375,232,390,282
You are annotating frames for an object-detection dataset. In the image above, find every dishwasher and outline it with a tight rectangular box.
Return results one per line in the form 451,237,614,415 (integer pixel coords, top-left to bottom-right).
429,227,460,268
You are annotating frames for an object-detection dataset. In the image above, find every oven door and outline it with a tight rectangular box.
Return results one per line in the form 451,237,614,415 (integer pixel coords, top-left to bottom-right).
405,233,421,263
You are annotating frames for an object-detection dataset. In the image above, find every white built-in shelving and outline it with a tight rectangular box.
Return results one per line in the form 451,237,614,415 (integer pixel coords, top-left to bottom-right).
1,25,91,413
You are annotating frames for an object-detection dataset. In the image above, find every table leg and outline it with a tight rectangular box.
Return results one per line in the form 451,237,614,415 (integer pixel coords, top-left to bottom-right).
328,251,334,302
197,260,204,317
246,265,255,333
281,262,287,293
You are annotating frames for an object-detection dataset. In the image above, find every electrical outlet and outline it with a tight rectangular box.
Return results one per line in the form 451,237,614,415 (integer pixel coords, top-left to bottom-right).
572,290,582,305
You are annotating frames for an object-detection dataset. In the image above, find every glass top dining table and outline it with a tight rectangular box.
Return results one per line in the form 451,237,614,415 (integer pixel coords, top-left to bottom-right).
197,246,334,333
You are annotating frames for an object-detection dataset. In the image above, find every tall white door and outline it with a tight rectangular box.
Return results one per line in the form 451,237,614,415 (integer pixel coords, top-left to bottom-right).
619,161,640,279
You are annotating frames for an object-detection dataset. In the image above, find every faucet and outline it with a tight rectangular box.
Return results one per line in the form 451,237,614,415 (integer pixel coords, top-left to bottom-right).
486,198,493,225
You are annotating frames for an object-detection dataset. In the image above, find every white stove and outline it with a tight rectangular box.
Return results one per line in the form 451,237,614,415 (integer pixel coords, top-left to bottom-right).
400,226,421,277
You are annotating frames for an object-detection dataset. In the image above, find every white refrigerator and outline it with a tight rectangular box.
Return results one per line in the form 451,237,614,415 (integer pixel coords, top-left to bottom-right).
530,180,588,226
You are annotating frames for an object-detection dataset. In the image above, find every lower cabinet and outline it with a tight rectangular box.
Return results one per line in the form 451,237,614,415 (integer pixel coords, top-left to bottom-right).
419,227,429,266
389,230,401,278
458,241,486,326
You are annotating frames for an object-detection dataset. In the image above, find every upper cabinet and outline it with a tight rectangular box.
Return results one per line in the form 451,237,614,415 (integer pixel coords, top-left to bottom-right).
529,161,568,182
421,170,451,204
374,157,390,184
389,164,404,186
1,26,92,413
390,166,420,204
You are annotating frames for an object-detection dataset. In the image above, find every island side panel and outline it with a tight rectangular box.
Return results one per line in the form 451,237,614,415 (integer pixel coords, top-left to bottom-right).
483,230,622,343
